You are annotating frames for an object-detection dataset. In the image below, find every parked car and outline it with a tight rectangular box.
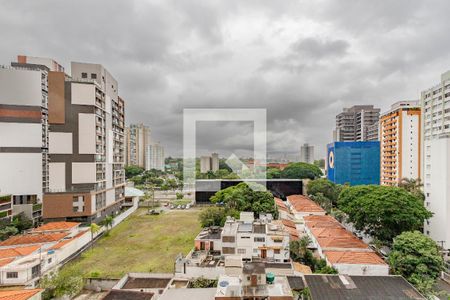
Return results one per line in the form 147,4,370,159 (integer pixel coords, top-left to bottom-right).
177,205,181,209
148,209,160,215
186,204,191,209
169,205,175,209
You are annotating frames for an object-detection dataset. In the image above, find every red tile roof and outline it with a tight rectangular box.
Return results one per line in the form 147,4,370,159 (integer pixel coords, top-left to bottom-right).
281,219,296,229
287,195,325,213
275,198,289,212
49,230,87,250
0,232,69,247
33,221,80,232
0,245,40,259
0,289,42,300
325,251,386,265
0,257,15,267
304,215,343,229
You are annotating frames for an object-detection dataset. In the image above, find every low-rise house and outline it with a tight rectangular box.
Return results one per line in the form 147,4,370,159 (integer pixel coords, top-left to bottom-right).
194,212,290,263
0,222,90,286
304,275,425,300
303,215,389,276
215,262,294,300
0,288,43,300
124,187,144,208
287,195,325,219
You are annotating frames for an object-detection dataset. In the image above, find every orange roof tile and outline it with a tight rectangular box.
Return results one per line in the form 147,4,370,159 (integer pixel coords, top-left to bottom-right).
0,289,43,300
33,221,80,232
0,245,40,259
275,198,289,212
325,251,386,265
281,219,296,229
293,262,312,274
316,236,368,249
0,232,68,247
0,257,15,267
49,230,87,250
304,215,343,229
287,195,325,213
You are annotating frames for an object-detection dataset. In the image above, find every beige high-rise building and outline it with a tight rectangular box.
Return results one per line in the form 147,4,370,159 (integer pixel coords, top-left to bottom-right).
380,101,421,186
200,156,212,173
146,142,165,171
211,153,219,172
125,123,151,168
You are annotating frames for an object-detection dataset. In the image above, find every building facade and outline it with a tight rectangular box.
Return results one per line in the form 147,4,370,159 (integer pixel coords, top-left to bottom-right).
334,105,380,142
125,123,151,168
43,62,125,223
327,141,380,185
422,70,450,250
200,153,219,173
380,101,421,186
299,143,314,164
211,153,219,172
146,143,165,171
0,57,60,222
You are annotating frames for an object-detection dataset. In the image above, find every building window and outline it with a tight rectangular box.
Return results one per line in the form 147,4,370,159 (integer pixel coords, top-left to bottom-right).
48,258,52,264
91,73,97,79
254,237,265,242
222,236,235,243
274,249,280,254
237,249,246,254
81,72,87,78
6,272,18,279
222,247,235,254
241,236,250,239
73,196,85,213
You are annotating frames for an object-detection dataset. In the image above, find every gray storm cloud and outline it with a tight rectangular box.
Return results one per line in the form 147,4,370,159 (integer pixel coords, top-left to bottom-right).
1,0,450,159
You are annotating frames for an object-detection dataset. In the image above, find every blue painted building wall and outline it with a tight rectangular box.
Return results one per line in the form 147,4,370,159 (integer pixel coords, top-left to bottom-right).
327,141,380,186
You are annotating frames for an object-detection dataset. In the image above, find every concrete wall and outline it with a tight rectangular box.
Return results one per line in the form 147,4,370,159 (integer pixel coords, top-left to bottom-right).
0,68,42,106
332,263,389,276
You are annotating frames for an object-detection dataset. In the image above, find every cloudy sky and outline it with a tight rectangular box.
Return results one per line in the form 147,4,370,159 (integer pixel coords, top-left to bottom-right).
1,0,450,159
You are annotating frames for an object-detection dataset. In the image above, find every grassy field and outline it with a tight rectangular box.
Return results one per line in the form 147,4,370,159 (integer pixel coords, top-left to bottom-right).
64,208,202,279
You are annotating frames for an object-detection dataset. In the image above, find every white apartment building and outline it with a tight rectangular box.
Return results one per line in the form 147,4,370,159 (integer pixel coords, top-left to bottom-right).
146,142,165,171
380,101,421,186
194,212,290,263
125,123,151,168
0,56,61,221
422,70,450,251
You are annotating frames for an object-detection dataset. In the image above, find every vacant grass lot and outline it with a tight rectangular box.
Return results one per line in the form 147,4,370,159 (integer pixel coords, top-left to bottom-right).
64,208,202,278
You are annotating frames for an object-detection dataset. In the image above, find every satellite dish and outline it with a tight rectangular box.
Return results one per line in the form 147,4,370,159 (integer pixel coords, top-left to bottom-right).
219,281,229,287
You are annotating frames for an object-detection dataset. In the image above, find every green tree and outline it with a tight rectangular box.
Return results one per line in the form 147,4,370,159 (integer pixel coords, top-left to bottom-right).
338,185,432,244
104,215,114,232
266,167,281,179
399,178,425,202
11,213,33,233
281,162,323,179
0,226,18,241
189,277,218,288
210,182,277,218
125,165,145,179
40,269,83,300
310,193,332,213
198,207,238,227
89,223,100,250
307,178,342,206
389,231,444,297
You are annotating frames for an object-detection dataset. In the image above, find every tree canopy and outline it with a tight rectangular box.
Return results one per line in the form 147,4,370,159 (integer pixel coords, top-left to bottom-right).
125,165,145,179
389,231,444,297
210,182,277,218
306,178,342,206
338,185,432,244
280,162,323,179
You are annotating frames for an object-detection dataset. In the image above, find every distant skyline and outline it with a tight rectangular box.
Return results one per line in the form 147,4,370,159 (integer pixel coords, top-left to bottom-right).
2,1,450,158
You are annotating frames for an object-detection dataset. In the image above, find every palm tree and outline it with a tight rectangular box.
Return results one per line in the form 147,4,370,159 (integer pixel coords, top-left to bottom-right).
399,178,425,201
104,216,114,232
89,223,100,250
298,236,311,257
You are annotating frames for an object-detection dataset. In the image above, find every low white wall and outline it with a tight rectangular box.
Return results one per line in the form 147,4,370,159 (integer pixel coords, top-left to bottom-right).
333,263,389,276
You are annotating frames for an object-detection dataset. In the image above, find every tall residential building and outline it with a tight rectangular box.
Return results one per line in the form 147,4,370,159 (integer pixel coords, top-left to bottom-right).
200,153,219,173
327,141,380,186
0,56,64,222
125,123,151,168
299,143,314,164
335,105,380,142
43,62,125,223
200,156,211,173
211,152,219,172
422,70,450,250
146,143,165,171
380,101,421,186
